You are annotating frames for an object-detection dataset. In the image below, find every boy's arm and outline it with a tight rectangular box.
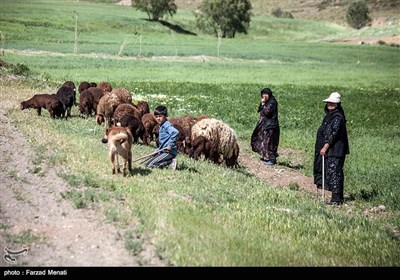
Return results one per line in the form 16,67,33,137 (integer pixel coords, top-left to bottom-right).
167,125,179,151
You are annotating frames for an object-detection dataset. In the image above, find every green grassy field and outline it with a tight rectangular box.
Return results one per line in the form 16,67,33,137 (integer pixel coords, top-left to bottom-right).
1,0,399,266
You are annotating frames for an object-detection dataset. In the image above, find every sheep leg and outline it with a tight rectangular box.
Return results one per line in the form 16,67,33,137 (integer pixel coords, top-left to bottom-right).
110,151,116,174
122,157,127,177
128,150,132,174
116,154,121,173
193,141,205,160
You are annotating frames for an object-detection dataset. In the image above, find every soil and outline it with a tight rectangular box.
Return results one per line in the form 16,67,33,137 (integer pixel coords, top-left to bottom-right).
331,35,400,46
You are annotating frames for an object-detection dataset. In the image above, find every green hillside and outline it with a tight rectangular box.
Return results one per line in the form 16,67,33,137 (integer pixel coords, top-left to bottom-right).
0,0,399,266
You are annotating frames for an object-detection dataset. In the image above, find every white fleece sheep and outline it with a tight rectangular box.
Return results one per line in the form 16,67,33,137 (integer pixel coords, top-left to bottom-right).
191,118,240,167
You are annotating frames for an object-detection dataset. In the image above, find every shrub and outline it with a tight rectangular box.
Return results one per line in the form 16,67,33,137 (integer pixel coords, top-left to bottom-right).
346,0,372,29
195,0,252,38
271,7,293,19
132,0,177,21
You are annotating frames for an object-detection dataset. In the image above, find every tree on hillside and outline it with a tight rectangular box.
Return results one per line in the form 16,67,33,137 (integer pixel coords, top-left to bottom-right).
195,0,252,38
132,0,177,21
346,0,372,29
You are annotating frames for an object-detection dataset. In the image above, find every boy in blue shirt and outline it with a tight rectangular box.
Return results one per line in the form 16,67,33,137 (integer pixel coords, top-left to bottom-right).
145,105,179,169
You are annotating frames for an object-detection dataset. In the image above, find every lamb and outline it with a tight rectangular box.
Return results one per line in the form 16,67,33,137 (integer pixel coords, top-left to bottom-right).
96,88,133,129
135,101,150,118
61,81,77,105
48,94,65,119
141,113,157,145
78,89,94,117
191,118,240,167
56,86,75,118
78,81,91,94
118,114,144,144
101,126,133,177
113,103,142,122
20,94,64,119
152,122,188,154
20,94,52,116
97,81,112,93
87,87,104,113
96,92,120,128
170,115,198,133
112,88,132,104
167,115,209,155
112,103,144,143
169,120,192,155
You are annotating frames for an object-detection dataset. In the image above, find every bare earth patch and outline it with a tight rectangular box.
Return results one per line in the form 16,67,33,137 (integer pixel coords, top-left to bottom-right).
117,0,131,6
332,35,400,46
238,145,324,201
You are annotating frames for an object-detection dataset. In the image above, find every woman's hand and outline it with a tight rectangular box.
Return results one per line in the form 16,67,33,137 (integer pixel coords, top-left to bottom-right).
320,144,329,156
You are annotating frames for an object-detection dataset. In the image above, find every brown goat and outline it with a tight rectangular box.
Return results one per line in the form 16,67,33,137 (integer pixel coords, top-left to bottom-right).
20,94,64,119
101,126,133,177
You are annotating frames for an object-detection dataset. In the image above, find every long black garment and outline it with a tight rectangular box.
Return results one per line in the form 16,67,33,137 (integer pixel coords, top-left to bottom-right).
314,104,349,197
251,95,280,160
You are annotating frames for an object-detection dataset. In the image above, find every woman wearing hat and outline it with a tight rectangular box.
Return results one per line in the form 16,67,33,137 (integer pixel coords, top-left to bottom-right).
314,92,349,205
251,87,280,165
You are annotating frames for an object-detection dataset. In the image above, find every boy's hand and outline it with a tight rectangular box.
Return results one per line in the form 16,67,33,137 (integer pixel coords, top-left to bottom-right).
165,146,171,151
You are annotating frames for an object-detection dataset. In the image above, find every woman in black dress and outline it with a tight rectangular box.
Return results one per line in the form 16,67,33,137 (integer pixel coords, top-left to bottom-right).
314,92,349,205
251,87,280,165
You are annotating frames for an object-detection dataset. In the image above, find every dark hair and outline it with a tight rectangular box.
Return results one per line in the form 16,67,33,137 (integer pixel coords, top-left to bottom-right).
260,87,273,96
154,105,168,116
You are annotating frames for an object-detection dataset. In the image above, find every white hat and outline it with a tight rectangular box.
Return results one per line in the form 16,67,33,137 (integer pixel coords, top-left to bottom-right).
323,92,341,103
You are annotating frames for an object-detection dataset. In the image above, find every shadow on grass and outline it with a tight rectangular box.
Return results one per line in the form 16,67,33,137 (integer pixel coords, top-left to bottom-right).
144,19,197,36
176,162,199,173
130,167,152,176
277,161,304,170
235,165,255,177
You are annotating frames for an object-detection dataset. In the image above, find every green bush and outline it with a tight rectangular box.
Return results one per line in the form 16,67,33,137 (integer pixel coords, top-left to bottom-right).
271,7,294,19
346,0,372,29
132,0,177,21
195,0,252,38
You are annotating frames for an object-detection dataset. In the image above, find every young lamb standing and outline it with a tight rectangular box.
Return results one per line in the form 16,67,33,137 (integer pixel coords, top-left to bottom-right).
102,126,133,177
